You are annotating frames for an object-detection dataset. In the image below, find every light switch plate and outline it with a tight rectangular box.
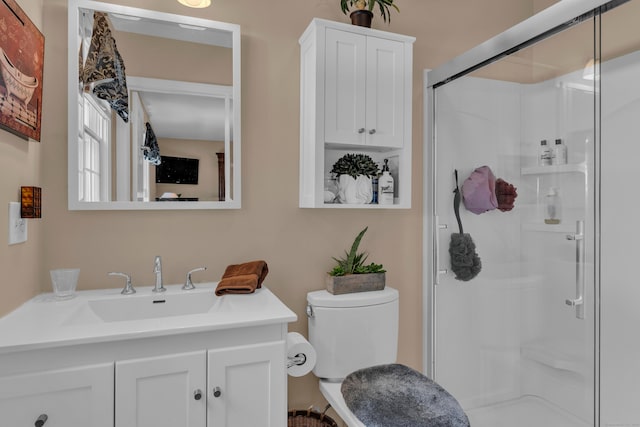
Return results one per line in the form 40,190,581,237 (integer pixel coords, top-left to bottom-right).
8,202,27,245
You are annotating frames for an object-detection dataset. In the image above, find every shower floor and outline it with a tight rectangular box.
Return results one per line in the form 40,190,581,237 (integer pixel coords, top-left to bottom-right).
465,395,590,427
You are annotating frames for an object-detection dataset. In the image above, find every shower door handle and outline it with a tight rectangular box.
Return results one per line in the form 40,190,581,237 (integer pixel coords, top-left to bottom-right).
565,220,585,319
434,216,448,286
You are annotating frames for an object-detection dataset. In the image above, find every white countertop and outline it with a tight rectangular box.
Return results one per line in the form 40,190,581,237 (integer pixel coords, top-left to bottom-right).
0,283,297,355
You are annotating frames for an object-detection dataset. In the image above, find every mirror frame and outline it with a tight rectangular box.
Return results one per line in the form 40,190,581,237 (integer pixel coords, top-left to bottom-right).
67,0,241,210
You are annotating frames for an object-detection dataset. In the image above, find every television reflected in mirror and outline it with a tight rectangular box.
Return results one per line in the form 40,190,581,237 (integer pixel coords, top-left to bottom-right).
67,0,241,210
156,156,199,185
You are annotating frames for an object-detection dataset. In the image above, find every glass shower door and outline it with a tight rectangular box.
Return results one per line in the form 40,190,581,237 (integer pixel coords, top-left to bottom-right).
430,13,598,427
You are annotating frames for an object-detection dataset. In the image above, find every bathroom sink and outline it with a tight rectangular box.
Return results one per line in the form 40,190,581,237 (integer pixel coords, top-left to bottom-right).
87,288,217,322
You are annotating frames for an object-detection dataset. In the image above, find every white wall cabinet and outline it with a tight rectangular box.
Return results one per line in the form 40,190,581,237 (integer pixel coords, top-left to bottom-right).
0,363,114,427
324,28,405,148
299,18,414,208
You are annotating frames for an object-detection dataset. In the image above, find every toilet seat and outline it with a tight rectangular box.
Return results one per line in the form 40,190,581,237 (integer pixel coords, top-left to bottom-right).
319,380,365,427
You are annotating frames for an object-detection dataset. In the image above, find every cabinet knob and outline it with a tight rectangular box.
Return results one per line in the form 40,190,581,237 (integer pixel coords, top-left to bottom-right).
213,386,222,398
357,128,365,134
368,129,376,135
35,414,48,427
194,389,203,400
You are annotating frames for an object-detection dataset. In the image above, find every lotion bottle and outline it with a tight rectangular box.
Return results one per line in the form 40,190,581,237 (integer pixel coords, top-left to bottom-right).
378,159,394,205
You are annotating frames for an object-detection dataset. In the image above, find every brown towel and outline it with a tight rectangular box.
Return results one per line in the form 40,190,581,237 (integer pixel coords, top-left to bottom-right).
215,260,269,296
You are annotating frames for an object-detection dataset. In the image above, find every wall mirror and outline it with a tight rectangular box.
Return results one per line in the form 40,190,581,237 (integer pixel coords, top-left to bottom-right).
68,0,240,210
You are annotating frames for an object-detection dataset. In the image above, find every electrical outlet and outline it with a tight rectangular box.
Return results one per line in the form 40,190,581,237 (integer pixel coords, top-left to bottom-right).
8,202,27,245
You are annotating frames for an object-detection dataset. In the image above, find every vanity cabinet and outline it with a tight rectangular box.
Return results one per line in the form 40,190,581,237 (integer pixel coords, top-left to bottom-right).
299,18,415,208
0,363,114,427
0,286,296,427
115,342,286,427
115,351,207,427
0,334,286,427
208,341,286,426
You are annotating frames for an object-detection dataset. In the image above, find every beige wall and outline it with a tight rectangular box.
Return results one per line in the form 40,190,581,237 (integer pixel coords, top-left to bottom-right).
0,0,44,315
1,0,548,415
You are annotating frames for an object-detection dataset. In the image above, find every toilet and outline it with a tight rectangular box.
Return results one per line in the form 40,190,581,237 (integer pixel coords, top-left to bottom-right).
306,286,470,426
306,287,399,427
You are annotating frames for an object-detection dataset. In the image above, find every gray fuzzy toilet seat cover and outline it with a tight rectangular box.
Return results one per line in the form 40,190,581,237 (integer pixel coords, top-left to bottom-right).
341,364,470,427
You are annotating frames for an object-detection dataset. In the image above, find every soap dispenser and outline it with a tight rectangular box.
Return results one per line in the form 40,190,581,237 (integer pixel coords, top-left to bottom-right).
378,159,394,205
544,187,561,224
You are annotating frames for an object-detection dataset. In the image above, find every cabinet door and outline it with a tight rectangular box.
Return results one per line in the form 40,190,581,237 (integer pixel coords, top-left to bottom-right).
324,28,367,145
208,341,286,427
365,36,405,148
0,363,113,427
115,351,206,427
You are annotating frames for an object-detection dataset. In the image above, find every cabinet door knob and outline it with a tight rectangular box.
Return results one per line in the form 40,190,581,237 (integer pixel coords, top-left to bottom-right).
368,129,376,135
213,386,222,398
35,414,48,427
357,128,365,134
194,389,203,400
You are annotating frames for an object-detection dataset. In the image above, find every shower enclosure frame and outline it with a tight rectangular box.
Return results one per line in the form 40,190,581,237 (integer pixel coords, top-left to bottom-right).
423,0,625,424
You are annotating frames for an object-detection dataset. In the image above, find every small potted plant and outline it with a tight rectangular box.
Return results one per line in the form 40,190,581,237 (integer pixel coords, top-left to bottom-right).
326,227,386,294
340,0,399,27
330,153,379,204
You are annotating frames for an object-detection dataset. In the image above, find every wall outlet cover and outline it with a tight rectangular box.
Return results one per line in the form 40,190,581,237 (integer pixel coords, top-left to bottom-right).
8,202,27,245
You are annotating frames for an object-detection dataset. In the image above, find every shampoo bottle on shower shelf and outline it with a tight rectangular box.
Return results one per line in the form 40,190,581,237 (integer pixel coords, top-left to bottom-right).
378,159,394,205
545,187,561,224
539,139,552,166
552,138,567,165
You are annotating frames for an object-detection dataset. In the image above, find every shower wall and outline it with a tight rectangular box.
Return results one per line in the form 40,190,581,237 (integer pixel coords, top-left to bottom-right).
433,76,524,409
433,66,595,421
434,48,640,425
599,48,640,425
518,72,595,421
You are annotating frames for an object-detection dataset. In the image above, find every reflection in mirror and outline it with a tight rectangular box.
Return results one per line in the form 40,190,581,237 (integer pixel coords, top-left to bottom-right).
68,0,240,210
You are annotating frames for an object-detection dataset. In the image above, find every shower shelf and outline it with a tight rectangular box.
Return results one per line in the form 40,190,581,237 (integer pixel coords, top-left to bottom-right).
522,223,575,233
521,162,586,175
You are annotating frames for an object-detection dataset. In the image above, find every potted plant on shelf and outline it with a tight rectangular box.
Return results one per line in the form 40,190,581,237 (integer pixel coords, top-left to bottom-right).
327,227,386,294
330,153,379,204
340,0,399,27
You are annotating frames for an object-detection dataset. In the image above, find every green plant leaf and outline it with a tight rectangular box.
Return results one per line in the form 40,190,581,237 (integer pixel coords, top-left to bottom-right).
346,227,368,271
331,153,380,178
328,226,385,276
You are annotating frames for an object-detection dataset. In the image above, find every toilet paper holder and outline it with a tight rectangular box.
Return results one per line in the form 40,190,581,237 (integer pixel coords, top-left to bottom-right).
287,353,307,368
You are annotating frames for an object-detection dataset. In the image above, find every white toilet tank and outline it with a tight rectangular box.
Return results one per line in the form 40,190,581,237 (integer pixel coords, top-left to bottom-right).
307,287,399,381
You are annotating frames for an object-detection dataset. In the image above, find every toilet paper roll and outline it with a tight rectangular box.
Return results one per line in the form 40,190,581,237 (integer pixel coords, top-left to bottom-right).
286,332,316,377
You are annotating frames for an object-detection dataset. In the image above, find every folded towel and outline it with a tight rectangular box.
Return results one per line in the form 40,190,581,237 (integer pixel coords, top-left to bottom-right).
223,260,269,284
215,260,269,296
215,274,259,296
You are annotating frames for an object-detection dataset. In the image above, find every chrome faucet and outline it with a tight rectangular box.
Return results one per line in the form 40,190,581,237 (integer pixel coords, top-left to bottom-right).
153,256,166,292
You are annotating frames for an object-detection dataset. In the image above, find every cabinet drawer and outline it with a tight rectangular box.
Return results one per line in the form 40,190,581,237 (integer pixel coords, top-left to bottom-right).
0,363,113,427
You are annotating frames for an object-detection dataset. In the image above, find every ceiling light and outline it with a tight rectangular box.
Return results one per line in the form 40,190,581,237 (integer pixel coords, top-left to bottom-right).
177,0,211,8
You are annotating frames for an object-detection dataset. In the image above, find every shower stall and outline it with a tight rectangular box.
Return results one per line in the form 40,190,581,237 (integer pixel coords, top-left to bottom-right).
424,1,640,426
